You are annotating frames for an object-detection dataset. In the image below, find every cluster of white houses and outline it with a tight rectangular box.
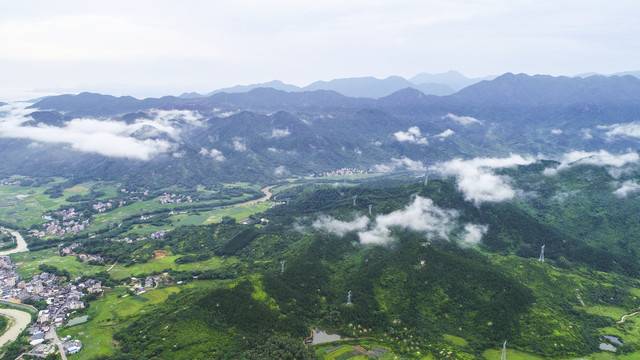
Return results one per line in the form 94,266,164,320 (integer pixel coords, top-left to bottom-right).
0,256,100,356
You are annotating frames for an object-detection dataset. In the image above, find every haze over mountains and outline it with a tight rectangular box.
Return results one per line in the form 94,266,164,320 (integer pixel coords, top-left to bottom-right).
2,72,640,188
181,70,495,99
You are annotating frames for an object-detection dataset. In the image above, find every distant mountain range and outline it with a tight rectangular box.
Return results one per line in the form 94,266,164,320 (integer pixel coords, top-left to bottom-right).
179,70,495,99
2,72,640,187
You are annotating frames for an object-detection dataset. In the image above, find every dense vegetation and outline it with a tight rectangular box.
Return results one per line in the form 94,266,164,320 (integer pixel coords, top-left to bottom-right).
102,163,640,358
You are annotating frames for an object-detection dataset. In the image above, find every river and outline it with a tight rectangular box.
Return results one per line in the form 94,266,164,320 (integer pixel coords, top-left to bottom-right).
0,227,29,255
0,308,32,348
233,185,276,207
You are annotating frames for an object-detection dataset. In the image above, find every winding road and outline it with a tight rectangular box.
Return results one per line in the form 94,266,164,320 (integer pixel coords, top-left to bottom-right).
618,310,640,324
0,227,29,255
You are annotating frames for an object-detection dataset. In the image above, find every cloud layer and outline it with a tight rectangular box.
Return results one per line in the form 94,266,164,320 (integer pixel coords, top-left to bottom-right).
0,103,202,160
199,147,225,161
434,129,454,140
374,157,426,173
543,150,640,175
312,196,489,246
436,154,535,205
442,113,482,125
614,180,640,197
271,128,291,138
597,122,640,140
394,126,428,144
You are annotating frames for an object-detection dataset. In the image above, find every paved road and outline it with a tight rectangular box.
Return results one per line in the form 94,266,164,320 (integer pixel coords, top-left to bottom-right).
0,227,29,255
0,308,31,348
0,300,36,313
49,326,68,360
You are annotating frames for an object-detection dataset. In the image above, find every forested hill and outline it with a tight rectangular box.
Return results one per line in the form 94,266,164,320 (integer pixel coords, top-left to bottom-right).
2,73,640,187
108,161,640,359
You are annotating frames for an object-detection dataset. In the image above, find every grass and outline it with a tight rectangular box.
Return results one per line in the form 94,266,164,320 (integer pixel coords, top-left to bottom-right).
483,348,545,360
89,192,270,233
580,305,628,320
60,286,182,360
443,334,468,347
9,245,239,281
107,253,239,280
314,343,398,360
0,183,70,227
10,248,105,279
117,199,273,238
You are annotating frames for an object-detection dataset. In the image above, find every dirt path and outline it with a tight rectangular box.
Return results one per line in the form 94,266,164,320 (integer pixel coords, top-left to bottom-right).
106,261,118,272
0,227,29,255
0,308,32,348
618,310,640,323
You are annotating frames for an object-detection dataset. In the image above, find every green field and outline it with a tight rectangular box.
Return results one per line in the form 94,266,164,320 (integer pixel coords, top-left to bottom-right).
10,248,105,279
59,286,182,359
107,253,240,280
313,343,400,360
0,180,69,227
10,246,240,282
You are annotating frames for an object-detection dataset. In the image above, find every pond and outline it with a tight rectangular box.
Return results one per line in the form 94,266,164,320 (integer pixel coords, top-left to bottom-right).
66,315,89,327
312,328,347,345
603,335,623,346
599,343,616,352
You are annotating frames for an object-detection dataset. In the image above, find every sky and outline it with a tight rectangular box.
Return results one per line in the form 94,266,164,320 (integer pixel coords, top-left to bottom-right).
1,0,639,100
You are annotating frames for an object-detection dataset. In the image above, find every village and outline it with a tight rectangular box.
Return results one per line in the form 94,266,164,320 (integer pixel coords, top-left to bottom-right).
0,255,101,357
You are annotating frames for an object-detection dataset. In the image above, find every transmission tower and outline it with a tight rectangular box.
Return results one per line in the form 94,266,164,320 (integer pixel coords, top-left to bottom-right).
501,341,506,360
352,195,357,206
280,260,285,273
368,204,372,215
539,245,545,263
347,291,352,307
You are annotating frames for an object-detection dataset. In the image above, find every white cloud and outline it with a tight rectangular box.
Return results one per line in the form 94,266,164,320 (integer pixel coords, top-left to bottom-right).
552,190,580,202
551,129,562,135
394,126,428,144
314,196,489,246
274,165,288,176
312,215,370,236
374,157,426,173
597,122,640,140
460,224,488,246
544,150,640,175
232,137,247,151
436,154,535,205
434,129,454,140
358,196,459,244
614,180,640,197
199,147,225,162
442,113,482,125
271,128,291,138
581,128,593,140
0,103,176,160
